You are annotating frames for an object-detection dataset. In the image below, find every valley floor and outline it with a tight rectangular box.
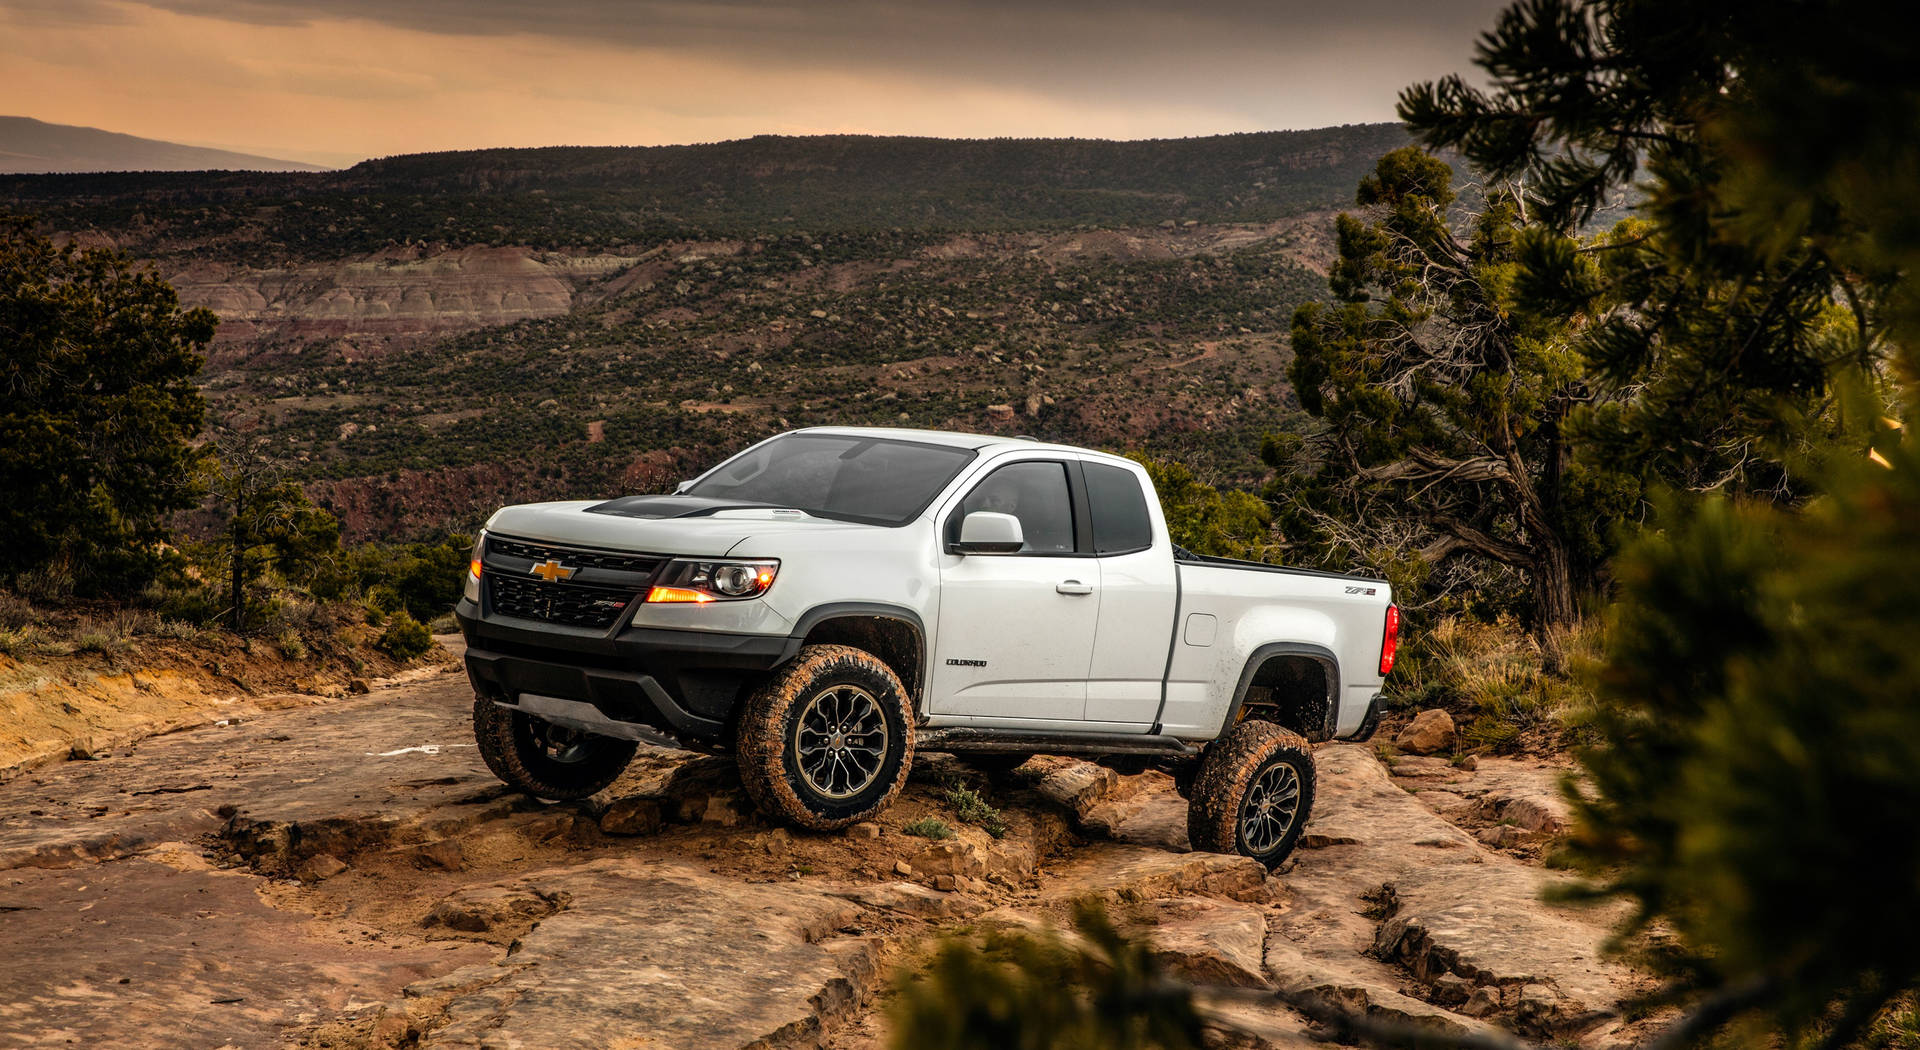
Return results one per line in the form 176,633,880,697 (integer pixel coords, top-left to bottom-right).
0,639,1651,1049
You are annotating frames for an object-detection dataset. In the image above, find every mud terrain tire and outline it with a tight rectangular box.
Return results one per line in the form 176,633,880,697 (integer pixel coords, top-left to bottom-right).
736,644,915,831
1187,721,1316,866
473,696,638,800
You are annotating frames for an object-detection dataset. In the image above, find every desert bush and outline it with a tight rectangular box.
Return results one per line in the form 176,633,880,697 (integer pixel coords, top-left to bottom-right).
0,592,35,631
145,582,225,627
110,607,155,638
13,563,76,604
1397,616,1597,753
902,817,954,841
71,623,131,655
148,618,201,641
943,784,1008,839
375,610,433,661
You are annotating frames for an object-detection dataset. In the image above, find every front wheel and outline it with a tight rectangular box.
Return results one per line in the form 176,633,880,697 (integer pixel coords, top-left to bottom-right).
1187,721,1316,866
736,644,915,831
473,696,638,800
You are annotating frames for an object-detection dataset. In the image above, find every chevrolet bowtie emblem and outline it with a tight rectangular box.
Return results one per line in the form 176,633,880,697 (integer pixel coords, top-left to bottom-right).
529,559,575,582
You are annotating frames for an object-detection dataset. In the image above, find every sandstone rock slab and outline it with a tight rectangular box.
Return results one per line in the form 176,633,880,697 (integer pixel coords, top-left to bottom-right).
420,860,880,1050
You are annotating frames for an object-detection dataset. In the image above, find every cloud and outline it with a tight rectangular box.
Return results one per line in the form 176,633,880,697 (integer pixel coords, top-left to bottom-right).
0,0,1505,159
16,0,1505,107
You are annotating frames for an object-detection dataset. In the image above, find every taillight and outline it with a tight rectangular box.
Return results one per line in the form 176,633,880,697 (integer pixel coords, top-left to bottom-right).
1379,604,1400,676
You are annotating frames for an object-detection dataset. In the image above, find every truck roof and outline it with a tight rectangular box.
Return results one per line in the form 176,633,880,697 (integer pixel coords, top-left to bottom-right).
793,426,1138,467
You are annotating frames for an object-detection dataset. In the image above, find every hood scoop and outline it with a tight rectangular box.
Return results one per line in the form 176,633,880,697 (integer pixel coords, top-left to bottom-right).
585,494,783,520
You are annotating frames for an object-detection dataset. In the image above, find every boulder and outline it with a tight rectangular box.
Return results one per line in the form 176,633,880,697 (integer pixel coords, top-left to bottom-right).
1395,710,1456,755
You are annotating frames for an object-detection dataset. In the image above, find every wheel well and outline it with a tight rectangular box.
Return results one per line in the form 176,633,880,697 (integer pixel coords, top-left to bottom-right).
796,615,924,702
1237,654,1335,742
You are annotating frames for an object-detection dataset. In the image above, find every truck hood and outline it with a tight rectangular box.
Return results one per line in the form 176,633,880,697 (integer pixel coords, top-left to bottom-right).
484,497,869,557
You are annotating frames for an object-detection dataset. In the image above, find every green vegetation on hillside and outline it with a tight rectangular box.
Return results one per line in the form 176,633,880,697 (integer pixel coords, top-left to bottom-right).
224,228,1326,537
3,126,1408,264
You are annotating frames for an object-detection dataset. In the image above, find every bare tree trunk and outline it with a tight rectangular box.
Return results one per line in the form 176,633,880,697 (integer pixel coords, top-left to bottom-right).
1531,535,1578,672
229,527,245,633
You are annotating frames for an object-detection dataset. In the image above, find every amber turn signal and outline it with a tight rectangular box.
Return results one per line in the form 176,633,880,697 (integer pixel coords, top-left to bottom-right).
646,586,716,604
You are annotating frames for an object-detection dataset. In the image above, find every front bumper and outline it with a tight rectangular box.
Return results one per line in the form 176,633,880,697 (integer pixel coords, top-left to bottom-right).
455,598,795,743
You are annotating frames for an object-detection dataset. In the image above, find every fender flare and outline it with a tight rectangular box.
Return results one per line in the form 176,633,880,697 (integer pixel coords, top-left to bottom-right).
780,601,930,706
1220,642,1341,743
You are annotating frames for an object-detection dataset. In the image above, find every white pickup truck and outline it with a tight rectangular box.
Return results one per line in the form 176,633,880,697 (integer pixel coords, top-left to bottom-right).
454,427,1397,865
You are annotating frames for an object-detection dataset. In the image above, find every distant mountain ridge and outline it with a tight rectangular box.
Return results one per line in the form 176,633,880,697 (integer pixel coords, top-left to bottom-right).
3,123,1408,263
0,116,326,174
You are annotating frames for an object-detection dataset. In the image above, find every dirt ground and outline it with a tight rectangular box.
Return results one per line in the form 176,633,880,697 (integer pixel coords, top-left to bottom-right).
0,638,1652,1049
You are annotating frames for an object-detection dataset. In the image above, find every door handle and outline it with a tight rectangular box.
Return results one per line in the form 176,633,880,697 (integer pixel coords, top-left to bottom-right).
1055,580,1093,596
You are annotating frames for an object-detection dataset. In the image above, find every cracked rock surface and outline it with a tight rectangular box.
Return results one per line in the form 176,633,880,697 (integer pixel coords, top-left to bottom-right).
0,641,1650,1049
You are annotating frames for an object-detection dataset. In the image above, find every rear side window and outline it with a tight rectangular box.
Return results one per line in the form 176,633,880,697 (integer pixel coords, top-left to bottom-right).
950,461,1077,554
1084,462,1154,555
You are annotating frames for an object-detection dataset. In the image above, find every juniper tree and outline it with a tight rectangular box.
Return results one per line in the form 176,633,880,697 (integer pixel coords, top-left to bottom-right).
1399,0,1908,496
0,215,212,594
1283,148,1635,634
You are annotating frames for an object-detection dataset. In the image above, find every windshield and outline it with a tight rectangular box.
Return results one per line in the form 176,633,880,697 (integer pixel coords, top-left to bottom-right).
686,433,978,526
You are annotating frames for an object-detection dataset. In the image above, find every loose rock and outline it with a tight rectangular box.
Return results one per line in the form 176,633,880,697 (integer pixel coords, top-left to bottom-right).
296,854,348,883
1395,710,1456,755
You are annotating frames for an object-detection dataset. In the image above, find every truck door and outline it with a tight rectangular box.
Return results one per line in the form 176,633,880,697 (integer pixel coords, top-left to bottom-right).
929,458,1099,723
1078,459,1180,725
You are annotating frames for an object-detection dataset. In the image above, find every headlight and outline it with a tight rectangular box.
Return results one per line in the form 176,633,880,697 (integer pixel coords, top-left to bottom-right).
462,530,486,603
646,558,778,603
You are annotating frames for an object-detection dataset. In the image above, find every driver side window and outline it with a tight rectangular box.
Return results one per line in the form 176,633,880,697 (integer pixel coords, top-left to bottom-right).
949,461,1077,554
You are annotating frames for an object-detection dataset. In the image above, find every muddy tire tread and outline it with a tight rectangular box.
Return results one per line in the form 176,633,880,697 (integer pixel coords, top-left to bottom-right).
473,695,638,801
1186,720,1316,865
735,644,915,831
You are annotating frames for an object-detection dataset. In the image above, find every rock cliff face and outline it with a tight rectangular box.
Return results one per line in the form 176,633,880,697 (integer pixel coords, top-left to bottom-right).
168,246,643,358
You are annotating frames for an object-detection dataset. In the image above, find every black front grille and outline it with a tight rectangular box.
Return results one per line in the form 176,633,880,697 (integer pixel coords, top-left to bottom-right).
489,574,637,629
487,537,665,576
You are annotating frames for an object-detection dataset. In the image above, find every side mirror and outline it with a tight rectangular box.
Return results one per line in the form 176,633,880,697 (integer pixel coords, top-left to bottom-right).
672,479,692,495
952,511,1024,555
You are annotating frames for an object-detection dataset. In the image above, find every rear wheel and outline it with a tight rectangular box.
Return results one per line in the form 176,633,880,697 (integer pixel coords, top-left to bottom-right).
473,696,638,800
736,644,915,831
1187,721,1316,866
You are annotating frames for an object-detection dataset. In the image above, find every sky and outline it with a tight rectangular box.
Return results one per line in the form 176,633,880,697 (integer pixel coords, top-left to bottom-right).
2,0,1508,166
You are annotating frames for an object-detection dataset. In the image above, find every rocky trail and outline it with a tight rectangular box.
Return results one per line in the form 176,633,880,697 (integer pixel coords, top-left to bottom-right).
0,641,1648,1049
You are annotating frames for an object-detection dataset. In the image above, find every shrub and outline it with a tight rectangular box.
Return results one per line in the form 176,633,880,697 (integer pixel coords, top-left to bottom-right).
902,817,954,840
375,610,434,660
1401,616,1597,753
943,784,1008,839
0,592,35,631
148,584,224,627
1568,442,1920,1042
